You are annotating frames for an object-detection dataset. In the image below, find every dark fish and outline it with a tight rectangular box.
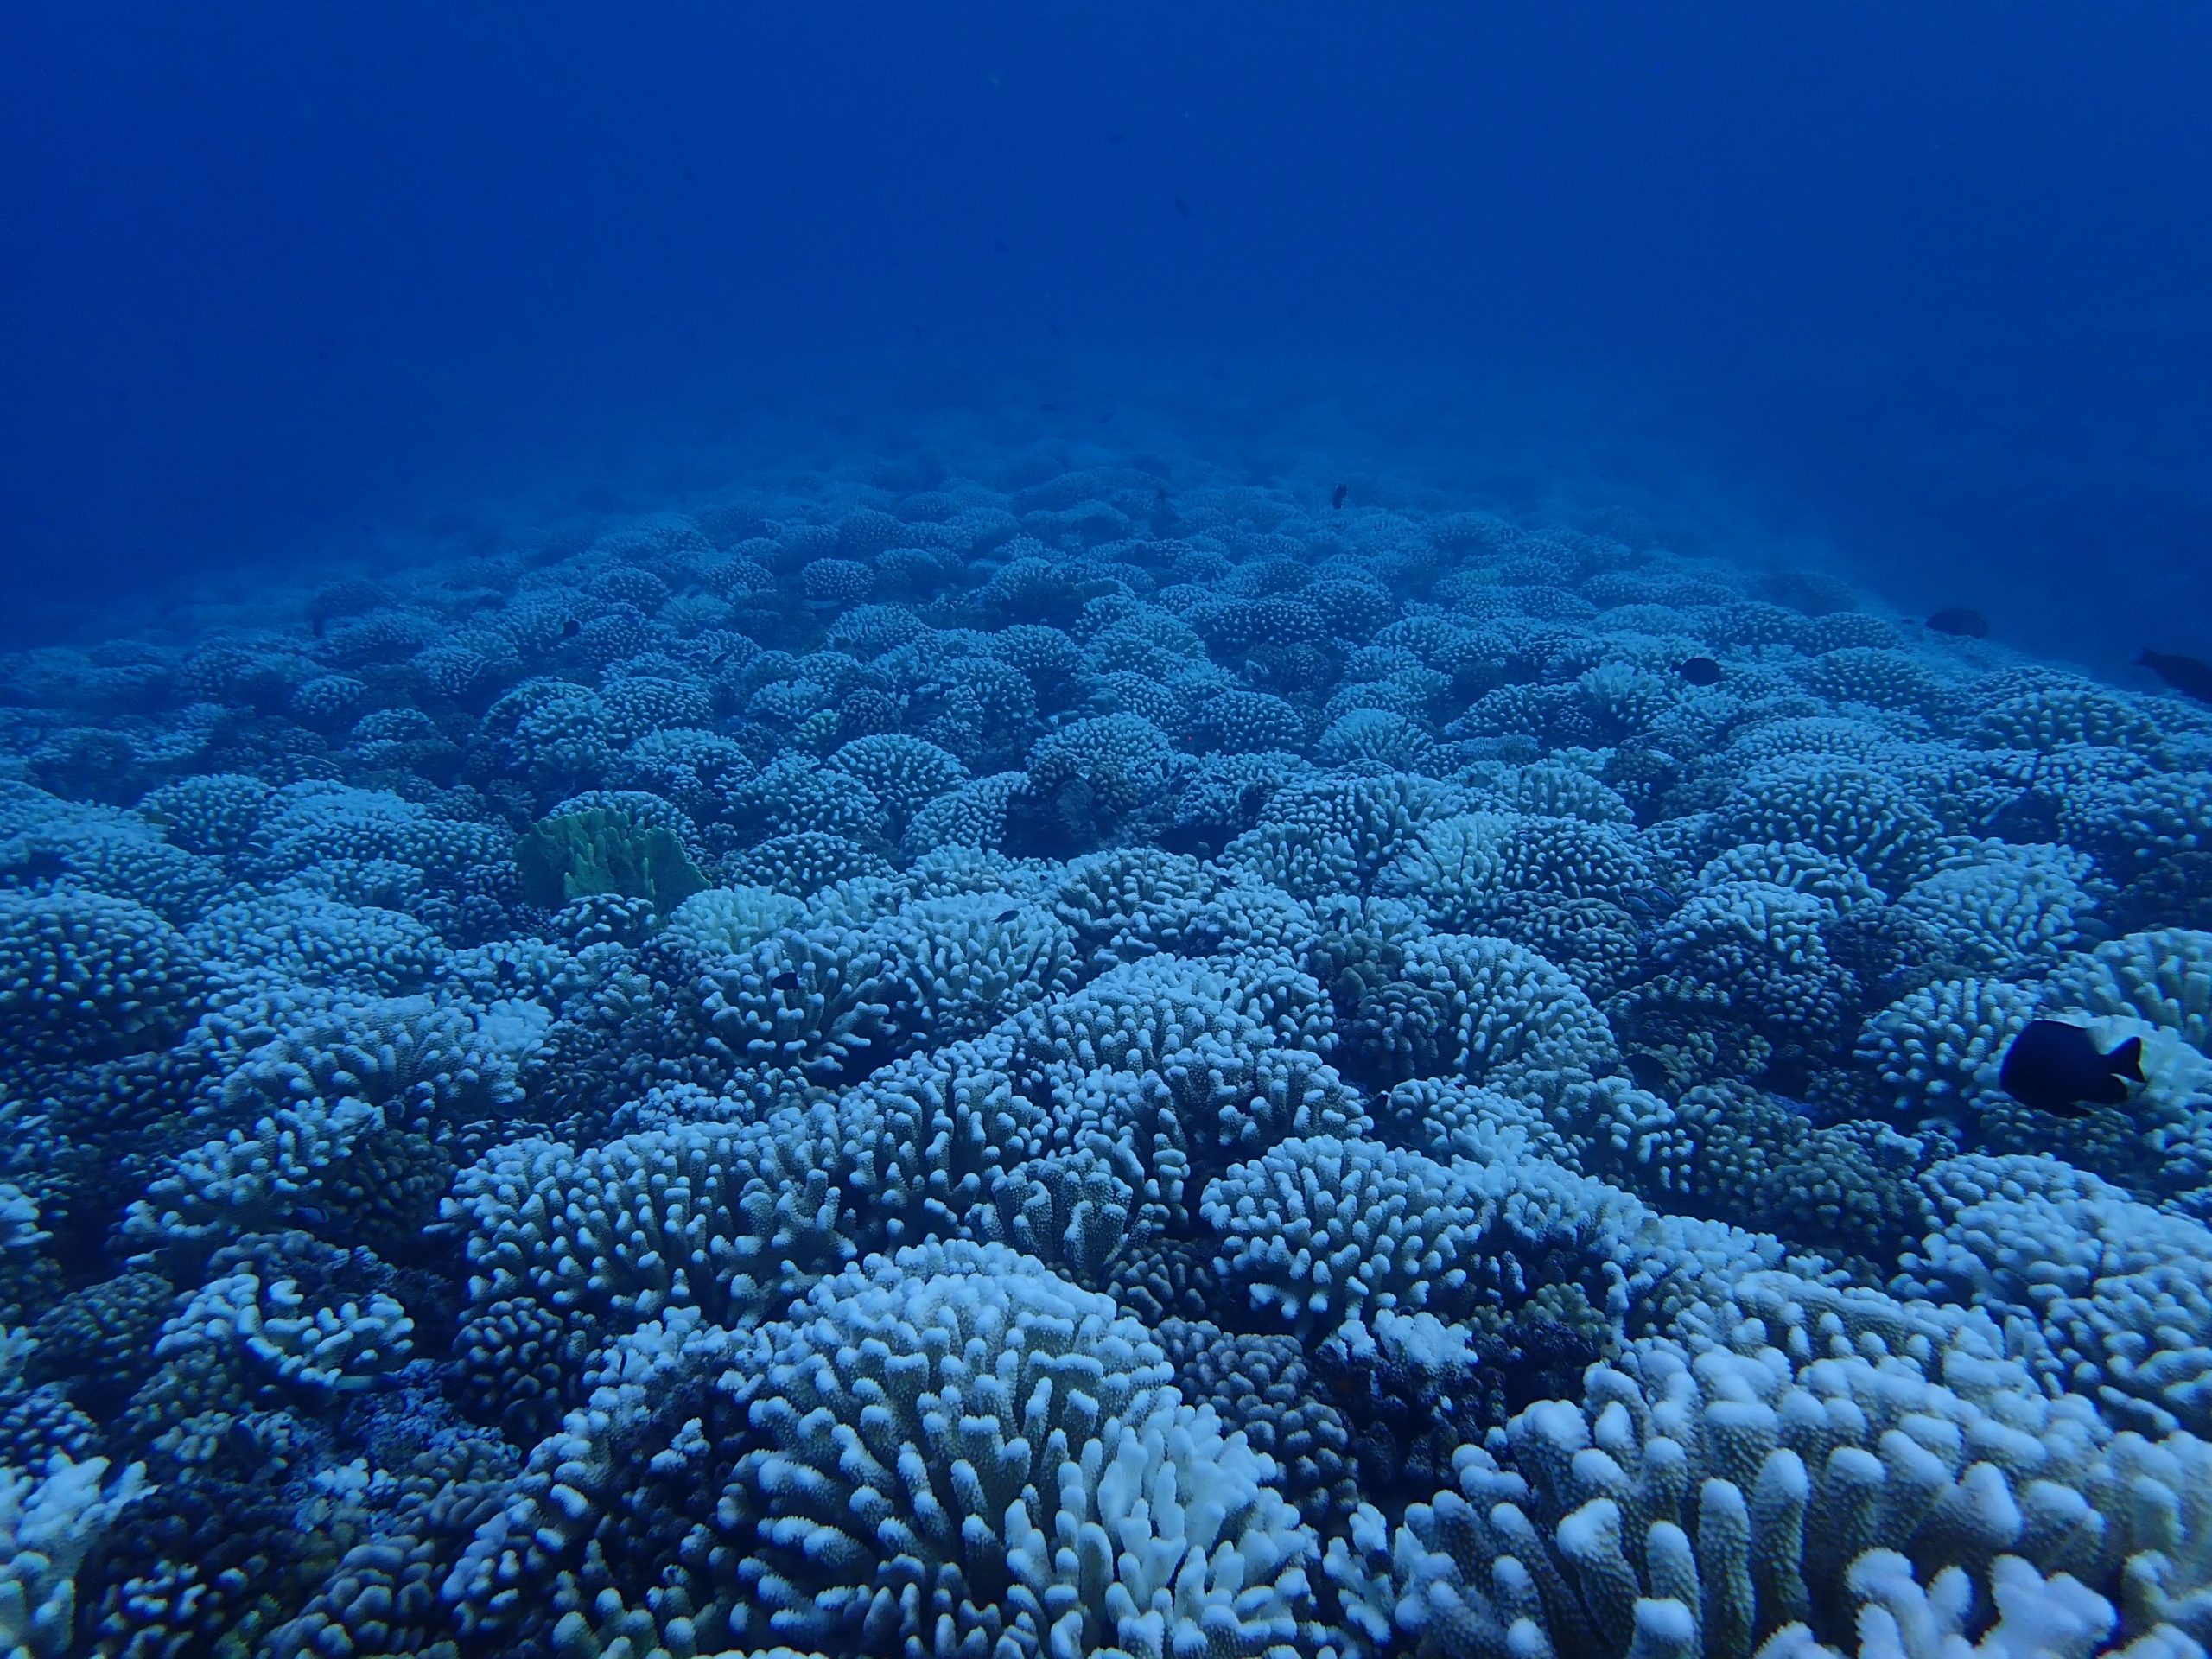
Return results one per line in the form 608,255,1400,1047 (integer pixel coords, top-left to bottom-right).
994,907,1021,925
1332,483,1348,511
1622,1052,1670,1095
10,848,67,883
1924,607,1989,638
561,617,582,639
1676,656,1723,686
311,613,327,639
1998,1020,2143,1116
2139,648,2212,705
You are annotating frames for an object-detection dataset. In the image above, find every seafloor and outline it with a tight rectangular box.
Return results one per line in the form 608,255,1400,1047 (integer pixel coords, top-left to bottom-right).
3,444,2210,1659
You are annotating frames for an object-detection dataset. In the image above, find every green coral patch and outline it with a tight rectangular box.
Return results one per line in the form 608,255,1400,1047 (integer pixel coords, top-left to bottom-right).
513,807,709,912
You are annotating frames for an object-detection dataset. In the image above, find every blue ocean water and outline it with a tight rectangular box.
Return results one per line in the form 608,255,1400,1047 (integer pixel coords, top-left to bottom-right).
9,4,2211,664
4,9,2212,1656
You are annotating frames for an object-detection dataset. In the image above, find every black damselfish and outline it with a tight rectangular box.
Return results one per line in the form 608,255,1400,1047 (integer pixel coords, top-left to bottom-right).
1332,482,1349,510
1677,656,1723,685
2139,648,2212,706
1998,1019,2144,1116
1925,607,1989,638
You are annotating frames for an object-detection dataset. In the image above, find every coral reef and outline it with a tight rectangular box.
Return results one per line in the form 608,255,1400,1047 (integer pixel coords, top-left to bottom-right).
1,451,2208,1657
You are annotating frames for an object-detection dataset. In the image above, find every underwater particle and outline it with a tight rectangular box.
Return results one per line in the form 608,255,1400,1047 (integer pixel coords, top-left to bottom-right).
1675,655,1723,685
1996,1018,2144,1116
2139,646,2212,704
1332,482,1349,510
1924,607,1989,637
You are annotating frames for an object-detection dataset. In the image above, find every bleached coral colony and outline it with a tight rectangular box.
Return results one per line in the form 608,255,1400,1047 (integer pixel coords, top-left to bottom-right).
3,456,2212,1658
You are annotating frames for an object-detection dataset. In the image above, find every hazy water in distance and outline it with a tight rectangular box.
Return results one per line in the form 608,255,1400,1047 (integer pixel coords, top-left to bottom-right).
3,3,2207,671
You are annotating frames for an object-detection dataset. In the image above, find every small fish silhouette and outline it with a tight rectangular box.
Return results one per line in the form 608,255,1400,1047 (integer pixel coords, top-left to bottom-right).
561,617,582,639
1924,607,1989,639
1998,1019,2143,1116
1676,657,1723,686
2139,648,2212,706
15,848,67,882
1332,483,1348,511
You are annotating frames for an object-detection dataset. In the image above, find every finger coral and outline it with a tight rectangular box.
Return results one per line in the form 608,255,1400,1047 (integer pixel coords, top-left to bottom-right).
5,447,2210,1659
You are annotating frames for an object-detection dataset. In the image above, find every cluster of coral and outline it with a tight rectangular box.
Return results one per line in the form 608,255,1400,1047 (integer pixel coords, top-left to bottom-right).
3,455,2211,1657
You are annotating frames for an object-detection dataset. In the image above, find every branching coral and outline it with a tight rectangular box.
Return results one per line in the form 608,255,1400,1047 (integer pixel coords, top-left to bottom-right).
10,442,2212,1659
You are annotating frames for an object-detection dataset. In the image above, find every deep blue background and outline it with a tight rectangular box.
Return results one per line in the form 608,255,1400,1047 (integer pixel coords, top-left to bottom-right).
4,3,2208,666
